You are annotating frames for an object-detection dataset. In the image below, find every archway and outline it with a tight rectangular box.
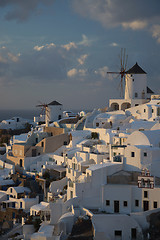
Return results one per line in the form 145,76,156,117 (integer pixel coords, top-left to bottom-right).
121,102,131,110
110,102,119,111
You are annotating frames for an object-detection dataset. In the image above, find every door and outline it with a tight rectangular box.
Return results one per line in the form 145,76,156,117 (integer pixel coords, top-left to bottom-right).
143,201,149,211
114,201,119,213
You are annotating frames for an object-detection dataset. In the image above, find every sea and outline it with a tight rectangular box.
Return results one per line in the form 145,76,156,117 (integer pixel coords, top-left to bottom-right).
0,109,90,122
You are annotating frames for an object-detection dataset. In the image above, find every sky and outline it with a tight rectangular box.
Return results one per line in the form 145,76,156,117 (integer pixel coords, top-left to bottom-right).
0,0,160,111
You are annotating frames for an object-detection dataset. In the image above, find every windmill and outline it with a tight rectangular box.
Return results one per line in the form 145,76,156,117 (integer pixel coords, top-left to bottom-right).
36,102,50,126
107,48,128,98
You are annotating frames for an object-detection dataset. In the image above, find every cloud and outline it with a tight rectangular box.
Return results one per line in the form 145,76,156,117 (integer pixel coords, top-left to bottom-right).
33,43,56,51
0,0,55,22
95,66,109,79
71,0,160,40
110,42,118,47
77,54,88,65
67,68,77,77
67,68,87,78
122,20,148,30
61,42,77,51
151,25,160,43
78,34,91,46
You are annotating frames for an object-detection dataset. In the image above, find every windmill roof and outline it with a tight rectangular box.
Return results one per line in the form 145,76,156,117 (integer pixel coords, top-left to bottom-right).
126,62,146,74
147,86,154,94
48,101,62,106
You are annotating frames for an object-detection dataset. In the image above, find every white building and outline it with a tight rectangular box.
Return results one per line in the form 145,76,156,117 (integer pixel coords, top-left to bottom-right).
109,63,152,111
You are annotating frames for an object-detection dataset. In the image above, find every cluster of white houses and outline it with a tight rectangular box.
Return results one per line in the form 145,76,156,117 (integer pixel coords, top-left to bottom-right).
1,63,160,239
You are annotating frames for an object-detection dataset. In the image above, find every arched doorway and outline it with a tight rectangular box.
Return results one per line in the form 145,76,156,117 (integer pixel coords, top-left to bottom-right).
110,103,119,111
121,102,131,110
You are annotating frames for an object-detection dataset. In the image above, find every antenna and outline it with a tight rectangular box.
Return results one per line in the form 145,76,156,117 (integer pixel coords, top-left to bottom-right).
107,48,128,98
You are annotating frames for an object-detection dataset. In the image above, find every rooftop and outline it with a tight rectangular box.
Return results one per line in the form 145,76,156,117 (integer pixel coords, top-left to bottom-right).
126,62,146,74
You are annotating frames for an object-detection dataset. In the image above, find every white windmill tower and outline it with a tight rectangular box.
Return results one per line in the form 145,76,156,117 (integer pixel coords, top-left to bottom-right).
125,62,147,101
36,100,63,126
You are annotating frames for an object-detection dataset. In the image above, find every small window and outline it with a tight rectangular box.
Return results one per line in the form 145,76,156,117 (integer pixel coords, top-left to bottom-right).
144,109,146,113
96,122,99,127
135,92,138,98
20,159,23,167
131,152,135,157
10,188,12,193
135,104,139,106
131,228,137,239
123,201,127,207
41,142,44,147
106,200,110,206
115,230,122,236
64,141,67,145
144,191,148,198
132,79,134,82
20,202,22,208
144,152,147,157
152,109,154,113
154,201,157,208
135,200,139,207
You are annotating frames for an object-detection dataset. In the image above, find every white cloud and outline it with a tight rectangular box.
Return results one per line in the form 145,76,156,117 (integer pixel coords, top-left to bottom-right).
34,43,56,51
77,54,88,65
34,45,45,51
61,42,77,51
151,25,160,43
95,66,109,79
110,42,118,47
67,68,87,78
72,0,160,43
122,20,147,30
67,68,78,77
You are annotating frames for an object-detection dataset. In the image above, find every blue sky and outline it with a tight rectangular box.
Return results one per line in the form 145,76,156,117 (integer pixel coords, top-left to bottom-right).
0,0,160,110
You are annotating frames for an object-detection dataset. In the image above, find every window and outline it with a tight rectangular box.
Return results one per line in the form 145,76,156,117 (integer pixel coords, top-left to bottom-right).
35,137,38,143
12,202,15,208
152,109,154,113
123,201,128,207
135,200,139,207
154,201,157,208
157,108,160,116
10,188,12,193
20,202,22,208
41,142,44,147
20,159,23,167
144,109,146,113
144,152,147,157
144,191,148,198
135,104,139,106
131,152,135,157
115,230,122,236
131,228,137,239
135,92,138,98
96,122,99,127
106,200,110,206
70,191,73,198
64,141,67,145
